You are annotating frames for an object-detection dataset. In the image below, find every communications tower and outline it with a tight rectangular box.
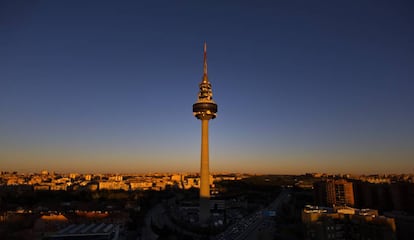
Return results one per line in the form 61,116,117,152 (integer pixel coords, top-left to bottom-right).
193,43,218,223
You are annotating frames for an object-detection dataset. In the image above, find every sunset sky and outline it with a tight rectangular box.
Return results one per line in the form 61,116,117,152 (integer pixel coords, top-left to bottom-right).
1,1,413,174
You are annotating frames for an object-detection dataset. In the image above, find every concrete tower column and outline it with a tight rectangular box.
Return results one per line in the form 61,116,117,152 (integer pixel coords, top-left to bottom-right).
192,43,218,224
199,119,210,223
200,119,210,198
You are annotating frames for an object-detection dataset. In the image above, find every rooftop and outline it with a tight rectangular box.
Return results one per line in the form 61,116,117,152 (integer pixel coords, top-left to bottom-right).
49,223,120,239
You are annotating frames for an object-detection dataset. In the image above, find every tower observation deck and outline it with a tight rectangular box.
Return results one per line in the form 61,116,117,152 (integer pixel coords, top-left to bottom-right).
193,43,217,224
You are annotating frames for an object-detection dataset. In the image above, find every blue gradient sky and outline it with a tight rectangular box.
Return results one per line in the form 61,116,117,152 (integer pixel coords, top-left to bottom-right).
1,1,413,174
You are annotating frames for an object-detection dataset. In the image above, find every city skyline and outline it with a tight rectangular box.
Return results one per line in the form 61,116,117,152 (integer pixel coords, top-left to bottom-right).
1,1,413,174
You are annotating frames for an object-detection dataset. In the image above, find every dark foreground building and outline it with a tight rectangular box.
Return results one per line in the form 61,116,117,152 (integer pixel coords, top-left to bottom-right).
302,206,396,240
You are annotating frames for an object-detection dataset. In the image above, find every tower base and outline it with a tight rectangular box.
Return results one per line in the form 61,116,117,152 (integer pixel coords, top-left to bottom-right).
199,197,210,224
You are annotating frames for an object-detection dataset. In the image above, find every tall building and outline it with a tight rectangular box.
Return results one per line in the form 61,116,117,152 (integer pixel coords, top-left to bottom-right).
314,179,354,207
192,43,218,223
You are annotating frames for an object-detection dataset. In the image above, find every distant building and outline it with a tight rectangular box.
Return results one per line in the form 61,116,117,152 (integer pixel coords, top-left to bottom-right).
85,174,92,181
314,179,354,207
130,181,153,190
109,175,123,181
184,176,200,189
171,174,182,183
99,181,129,191
69,173,79,180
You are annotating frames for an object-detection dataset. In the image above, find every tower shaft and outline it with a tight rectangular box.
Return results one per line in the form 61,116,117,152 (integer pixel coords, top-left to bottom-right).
193,43,217,224
200,119,210,198
199,119,210,223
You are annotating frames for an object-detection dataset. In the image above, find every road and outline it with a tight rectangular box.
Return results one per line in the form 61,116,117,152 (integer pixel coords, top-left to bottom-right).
214,190,291,240
141,191,291,240
140,200,201,240
140,203,162,240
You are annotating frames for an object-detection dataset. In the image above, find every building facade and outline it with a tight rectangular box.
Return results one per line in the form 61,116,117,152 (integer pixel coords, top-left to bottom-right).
314,179,354,207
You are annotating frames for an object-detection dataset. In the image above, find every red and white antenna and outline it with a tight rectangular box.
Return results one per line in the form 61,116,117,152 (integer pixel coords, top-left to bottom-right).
203,42,208,82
